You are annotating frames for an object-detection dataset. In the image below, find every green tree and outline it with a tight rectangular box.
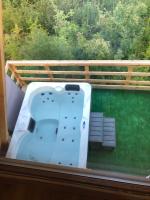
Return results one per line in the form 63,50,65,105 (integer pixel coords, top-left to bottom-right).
3,0,150,60
21,26,74,60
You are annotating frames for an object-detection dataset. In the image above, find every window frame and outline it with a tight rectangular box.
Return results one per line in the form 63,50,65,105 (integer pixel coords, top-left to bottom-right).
0,1,150,198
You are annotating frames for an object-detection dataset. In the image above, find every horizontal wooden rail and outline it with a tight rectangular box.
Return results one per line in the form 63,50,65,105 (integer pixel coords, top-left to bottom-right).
93,84,150,91
6,60,150,91
6,60,150,66
16,70,150,77
20,77,150,85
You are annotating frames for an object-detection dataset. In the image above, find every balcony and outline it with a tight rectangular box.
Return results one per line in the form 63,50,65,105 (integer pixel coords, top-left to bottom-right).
5,60,150,176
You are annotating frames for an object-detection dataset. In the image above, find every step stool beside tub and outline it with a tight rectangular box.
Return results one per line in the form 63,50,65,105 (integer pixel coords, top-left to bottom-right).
89,112,116,149
7,82,92,168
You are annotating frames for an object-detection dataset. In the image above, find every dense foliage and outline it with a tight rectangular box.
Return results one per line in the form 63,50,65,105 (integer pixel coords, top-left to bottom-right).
3,0,150,60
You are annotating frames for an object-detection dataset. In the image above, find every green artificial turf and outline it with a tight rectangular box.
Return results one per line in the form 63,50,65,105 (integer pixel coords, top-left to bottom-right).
87,89,150,176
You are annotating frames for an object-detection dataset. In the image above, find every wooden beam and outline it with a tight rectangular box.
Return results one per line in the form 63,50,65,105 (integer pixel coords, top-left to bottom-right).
9,64,26,87
84,65,90,80
20,77,150,86
0,158,149,200
0,0,8,148
6,60,150,67
15,69,150,77
125,66,133,85
93,84,150,91
44,64,53,80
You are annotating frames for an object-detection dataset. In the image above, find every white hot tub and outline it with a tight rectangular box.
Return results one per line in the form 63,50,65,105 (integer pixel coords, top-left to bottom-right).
7,82,92,168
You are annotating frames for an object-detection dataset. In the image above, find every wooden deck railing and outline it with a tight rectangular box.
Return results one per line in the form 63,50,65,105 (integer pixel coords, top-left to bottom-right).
5,60,150,90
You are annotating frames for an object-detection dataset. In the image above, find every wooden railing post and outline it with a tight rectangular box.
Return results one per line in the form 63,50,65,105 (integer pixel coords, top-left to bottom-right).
84,65,90,81
44,64,53,80
10,64,26,87
0,0,9,149
126,66,133,85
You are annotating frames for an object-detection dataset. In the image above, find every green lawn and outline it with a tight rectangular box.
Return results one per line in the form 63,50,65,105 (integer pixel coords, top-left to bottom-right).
87,89,150,176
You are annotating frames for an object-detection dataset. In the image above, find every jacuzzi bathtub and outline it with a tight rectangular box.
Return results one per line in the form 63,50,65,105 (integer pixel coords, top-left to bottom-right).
7,82,92,168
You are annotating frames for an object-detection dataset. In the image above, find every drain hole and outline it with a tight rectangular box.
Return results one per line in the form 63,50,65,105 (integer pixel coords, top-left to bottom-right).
74,117,76,119
68,92,71,95
49,92,52,95
64,126,66,129
41,93,45,96
73,127,76,130
65,116,68,119
62,138,64,141
51,100,54,102
42,101,45,103
40,136,43,140
72,101,74,103
72,139,74,142
72,97,74,99
58,162,61,165
75,93,78,95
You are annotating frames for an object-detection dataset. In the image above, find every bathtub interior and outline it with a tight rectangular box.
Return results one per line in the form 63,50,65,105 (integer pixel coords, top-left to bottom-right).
16,86,85,167
17,119,58,163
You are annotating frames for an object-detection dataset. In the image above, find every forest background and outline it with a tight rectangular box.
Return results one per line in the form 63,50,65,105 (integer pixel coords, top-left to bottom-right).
3,0,150,61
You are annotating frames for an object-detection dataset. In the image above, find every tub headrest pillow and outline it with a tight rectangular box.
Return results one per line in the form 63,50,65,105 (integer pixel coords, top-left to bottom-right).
65,84,80,91
28,117,36,133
